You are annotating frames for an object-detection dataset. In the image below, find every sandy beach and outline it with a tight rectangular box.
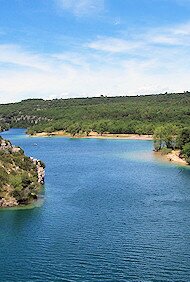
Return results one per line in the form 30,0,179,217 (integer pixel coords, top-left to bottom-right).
30,131,189,166
30,131,153,140
155,150,188,166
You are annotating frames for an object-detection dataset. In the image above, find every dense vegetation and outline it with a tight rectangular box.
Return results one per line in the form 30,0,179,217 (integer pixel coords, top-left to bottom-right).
0,137,44,207
0,92,190,136
153,126,190,164
1,92,190,163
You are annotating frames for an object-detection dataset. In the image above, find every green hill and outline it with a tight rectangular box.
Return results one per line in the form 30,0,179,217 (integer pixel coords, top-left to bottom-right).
0,92,190,135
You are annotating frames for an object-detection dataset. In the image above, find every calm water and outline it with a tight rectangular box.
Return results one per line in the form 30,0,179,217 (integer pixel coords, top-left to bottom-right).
0,128,190,282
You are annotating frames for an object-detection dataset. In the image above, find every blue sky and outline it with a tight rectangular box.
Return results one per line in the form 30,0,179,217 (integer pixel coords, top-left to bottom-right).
1,0,190,103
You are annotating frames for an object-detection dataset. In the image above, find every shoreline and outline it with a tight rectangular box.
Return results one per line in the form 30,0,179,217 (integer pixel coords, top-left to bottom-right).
30,131,153,140
29,131,188,165
154,150,188,166
0,137,45,209
27,130,189,166
0,195,45,211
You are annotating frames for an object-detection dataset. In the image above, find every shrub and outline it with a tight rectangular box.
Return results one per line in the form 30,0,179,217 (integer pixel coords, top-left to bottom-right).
0,167,8,186
177,128,190,149
160,147,172,155
182,143,190,164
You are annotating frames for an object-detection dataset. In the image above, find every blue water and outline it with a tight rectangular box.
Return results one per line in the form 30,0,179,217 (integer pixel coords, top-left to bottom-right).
0,128,190,282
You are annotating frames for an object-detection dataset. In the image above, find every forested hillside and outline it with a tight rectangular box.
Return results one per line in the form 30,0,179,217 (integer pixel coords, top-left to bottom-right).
0,92,190,135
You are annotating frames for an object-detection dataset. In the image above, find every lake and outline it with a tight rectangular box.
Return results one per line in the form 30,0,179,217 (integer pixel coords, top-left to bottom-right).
0,128,190,282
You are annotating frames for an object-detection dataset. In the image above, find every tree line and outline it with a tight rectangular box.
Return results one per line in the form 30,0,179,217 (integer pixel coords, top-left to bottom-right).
153,126,190,164
1,93,190,158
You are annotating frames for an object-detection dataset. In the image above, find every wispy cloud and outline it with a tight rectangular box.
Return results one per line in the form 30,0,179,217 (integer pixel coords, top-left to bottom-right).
0,45,53,72
149,22,190,46
57,0,105,16
1,21,190,104
87,37,144,53
87,22,190,54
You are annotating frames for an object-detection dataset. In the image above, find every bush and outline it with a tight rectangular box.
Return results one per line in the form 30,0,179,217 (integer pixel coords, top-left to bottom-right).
0,167,8,186
160,147,172,155
177,128,190,149
182,143,190,164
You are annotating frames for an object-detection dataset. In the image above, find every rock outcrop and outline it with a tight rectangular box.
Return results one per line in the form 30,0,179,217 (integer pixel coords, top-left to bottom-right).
0,195,18,208
30,157,45,184
0,137,45,208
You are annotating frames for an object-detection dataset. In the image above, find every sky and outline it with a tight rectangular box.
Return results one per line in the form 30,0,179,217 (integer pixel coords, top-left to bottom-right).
1,0,190,103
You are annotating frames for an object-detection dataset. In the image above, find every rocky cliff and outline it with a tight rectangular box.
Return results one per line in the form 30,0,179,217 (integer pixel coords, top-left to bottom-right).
0,137,45,208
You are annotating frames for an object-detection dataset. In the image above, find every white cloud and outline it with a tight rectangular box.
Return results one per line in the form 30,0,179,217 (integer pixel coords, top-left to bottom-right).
57,0,104,16
87,37,144,53
0,44,53,72
150,35,180,45
1,21,190,104
171,22,190,35
149,22,190,46
87,21,190,54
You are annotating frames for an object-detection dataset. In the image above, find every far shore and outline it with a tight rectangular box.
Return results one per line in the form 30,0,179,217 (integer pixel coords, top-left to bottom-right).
154,150,188,166
29,131,153,140
29,131,189,166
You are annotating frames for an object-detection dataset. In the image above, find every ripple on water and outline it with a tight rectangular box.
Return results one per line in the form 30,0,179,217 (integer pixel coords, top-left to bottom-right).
0,129,190,282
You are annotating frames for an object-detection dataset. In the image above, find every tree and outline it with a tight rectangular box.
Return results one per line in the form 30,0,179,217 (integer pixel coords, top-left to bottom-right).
96,121,109,136
177,128,190,149
153,125,179,151
153,126,164,151
83,125,91,136
0,168,8,187
162,125,178,149
182,143,190,164
67,123,81,136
